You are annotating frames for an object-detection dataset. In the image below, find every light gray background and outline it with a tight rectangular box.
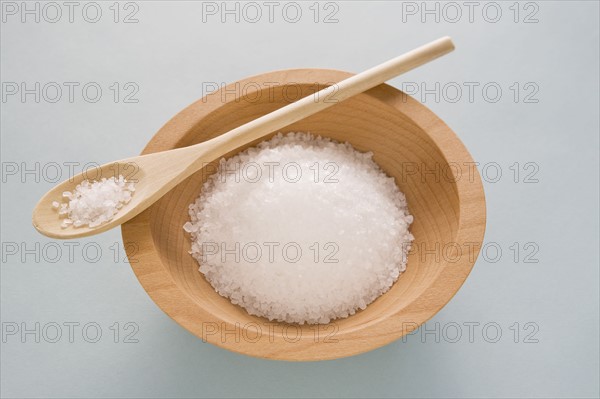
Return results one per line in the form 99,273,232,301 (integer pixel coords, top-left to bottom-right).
1,1,599,398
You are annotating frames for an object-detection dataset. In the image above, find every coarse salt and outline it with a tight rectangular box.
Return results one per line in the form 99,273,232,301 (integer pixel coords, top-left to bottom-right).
185,132,413,324
53,175,135,229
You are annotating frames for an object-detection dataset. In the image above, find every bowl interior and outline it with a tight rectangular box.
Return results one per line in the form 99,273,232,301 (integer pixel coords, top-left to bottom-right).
123,69,485,360
149,86,458,326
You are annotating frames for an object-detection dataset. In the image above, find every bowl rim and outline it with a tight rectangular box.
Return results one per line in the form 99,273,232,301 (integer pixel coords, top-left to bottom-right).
121,68,487,361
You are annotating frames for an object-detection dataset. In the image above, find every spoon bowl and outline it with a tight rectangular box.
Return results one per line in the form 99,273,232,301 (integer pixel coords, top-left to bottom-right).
32,148,203,239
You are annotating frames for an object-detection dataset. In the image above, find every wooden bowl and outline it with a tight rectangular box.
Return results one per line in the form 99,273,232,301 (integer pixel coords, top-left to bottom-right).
121,69,486,361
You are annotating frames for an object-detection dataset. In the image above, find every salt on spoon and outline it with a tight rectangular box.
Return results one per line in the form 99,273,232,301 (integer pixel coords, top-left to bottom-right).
52,175,135,229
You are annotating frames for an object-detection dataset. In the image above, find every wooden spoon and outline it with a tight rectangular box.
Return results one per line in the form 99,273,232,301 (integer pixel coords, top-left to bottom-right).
32,36,455,239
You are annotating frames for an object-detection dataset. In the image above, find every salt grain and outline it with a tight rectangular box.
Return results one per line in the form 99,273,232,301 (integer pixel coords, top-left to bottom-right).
53,175,135,229
185,132,414,324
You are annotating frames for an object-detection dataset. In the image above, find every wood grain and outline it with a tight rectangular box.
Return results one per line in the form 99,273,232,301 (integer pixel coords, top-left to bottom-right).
121,69,486,361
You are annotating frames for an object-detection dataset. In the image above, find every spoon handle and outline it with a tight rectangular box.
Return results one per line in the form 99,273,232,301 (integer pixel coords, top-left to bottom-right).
204,36,454,155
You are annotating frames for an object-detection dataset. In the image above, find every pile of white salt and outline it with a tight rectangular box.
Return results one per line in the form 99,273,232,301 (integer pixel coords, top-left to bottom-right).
184,132,413,324
53,175,135,228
